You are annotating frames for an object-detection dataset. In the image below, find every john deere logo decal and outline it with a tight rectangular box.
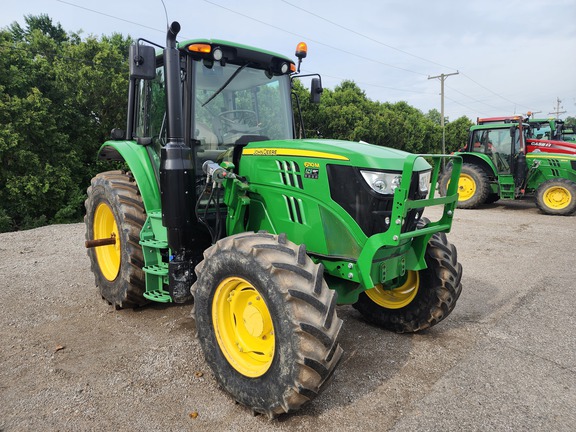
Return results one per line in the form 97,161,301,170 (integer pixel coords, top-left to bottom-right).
242,148,349,161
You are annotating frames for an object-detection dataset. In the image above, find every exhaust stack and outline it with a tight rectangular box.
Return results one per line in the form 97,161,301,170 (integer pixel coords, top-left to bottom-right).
159,21,195,303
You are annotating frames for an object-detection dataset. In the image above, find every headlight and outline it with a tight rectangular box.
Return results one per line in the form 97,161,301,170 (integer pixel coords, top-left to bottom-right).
360,170,402,195
418,170,431,195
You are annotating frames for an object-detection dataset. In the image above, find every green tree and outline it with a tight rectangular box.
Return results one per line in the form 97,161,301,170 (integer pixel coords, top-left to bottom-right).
8,14,68,44
425,108,442,125
0,15,130,232
445,116,474,152
294,80,445,153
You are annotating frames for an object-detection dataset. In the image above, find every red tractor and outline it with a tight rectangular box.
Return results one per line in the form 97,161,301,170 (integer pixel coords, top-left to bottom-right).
525,117,576,155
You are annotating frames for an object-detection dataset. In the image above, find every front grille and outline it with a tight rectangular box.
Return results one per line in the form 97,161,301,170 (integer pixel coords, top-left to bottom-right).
327,165,423,237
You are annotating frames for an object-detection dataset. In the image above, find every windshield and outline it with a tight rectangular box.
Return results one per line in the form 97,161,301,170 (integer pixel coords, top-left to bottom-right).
531,124,551,139
192,61,293,150
470,128,513,156
471,127,524,174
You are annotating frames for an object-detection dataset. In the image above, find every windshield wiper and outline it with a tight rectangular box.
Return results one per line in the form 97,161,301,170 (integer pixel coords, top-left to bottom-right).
201,63,250,107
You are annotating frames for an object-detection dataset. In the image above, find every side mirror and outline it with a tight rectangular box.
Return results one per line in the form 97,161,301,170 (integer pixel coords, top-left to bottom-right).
129,44,156,80
510,125,516,137
110,128,125,140
310,77,323,104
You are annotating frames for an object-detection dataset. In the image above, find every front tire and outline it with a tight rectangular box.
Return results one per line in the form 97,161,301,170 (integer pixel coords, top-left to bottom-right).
191,232,343,418
353,219,463,333
84,171,147,308
440,163,490,209
535,178,576,215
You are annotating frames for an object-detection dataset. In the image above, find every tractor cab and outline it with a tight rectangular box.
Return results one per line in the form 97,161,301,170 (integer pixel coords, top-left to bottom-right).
467,126,519,174
129,39,303,178
527,117,564,141
467,117,529,180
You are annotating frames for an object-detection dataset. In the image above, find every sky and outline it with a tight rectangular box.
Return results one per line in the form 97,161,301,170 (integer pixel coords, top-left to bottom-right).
2,0,576,121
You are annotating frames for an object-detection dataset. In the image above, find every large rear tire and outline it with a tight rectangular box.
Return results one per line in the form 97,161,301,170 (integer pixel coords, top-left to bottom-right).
84,171,147,308
439,163,490,209
535,178,576,216
353,219,462,333
191,232,343,418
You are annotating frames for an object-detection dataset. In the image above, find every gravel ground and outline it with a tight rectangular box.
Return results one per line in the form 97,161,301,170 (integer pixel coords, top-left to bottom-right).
1,198,575,431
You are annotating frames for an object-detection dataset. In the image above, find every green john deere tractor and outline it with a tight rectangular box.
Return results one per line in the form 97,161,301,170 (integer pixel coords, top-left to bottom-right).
84,22,464,418
439,116,576,215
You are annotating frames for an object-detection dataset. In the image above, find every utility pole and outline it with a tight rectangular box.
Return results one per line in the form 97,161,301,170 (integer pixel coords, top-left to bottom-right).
548,97,566,119
428,71,459,158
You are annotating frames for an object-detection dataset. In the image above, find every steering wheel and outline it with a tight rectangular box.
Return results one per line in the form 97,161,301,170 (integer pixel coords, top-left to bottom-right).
218,110,258,131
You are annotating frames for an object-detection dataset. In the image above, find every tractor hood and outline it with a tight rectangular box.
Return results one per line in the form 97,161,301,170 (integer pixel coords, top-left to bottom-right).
241,139,432,172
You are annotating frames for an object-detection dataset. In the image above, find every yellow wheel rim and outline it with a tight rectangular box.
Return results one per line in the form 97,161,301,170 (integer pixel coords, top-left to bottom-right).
543,186,571,210
457,174,477,201
366,271,419,309
212,277,275,377
93,202,121,281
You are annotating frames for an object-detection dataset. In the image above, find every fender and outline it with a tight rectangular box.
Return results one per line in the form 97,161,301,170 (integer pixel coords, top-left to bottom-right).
98,140,161,212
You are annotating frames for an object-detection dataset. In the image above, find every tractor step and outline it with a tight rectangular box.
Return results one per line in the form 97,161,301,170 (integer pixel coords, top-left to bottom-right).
140,238,169,249
143,289,172,303
140,210,171,303
142,262,171,302
142,262,168,276
498,175,516,199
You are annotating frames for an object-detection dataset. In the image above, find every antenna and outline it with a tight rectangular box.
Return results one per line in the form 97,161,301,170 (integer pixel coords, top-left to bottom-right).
160,0,169,29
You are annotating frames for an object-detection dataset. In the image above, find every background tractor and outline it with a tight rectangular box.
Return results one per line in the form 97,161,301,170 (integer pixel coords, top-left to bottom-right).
527,117,576,143
526,117,576,153
440,116,576,215
84,22,464,418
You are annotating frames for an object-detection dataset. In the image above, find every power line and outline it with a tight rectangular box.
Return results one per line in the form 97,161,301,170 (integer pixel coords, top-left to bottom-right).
460,71,531,111
277,1,530,115
280,0,458,72
56,0,165,34
444,96,490,117
445,84,502,111
306,69,436,95
201,0,429,76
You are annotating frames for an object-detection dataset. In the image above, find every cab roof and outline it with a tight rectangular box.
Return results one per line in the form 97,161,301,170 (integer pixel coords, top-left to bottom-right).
178,38,295,72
